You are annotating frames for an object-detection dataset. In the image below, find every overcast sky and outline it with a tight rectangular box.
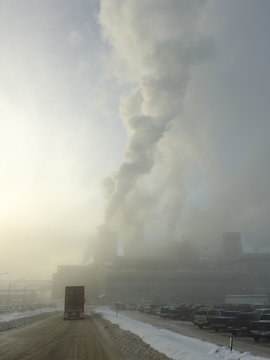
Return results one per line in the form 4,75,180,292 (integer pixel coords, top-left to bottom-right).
1,0,270,280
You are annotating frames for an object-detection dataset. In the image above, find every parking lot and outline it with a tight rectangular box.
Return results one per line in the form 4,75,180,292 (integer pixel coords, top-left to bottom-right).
114,303,270,359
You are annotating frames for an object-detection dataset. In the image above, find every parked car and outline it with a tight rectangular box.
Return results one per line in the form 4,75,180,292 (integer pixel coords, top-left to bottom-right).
208,311,239,332
252,308,270,318
227,312,259,335
128,303,138,310
174,305,193,321
193,308,221,328
149,304,162,315
250,314,270,342
159,305,178,319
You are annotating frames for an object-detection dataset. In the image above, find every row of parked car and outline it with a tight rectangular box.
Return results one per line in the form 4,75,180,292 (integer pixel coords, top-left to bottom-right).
138,303,207,320
126,302,270,342
192,305,270,342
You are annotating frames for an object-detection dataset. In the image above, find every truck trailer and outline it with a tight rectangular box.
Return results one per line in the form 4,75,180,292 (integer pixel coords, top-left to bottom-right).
64,286,85,320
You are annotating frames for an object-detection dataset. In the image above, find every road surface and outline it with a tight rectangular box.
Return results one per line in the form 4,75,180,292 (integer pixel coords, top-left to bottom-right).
0,312,123,360
121,310,270,359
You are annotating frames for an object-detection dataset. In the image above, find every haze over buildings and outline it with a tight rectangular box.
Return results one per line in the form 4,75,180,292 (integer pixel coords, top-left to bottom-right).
0,1,270,279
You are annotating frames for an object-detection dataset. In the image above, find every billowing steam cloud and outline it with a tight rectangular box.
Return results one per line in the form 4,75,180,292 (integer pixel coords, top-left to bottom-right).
89,0,270,260
96,0,215,255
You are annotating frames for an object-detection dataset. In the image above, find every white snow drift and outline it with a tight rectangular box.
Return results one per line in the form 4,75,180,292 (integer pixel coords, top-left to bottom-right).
95,306,270,360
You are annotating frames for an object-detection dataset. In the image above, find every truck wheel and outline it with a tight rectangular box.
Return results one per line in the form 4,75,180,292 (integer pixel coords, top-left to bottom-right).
214,328,219,332
198,324,203,329
254,336,260,342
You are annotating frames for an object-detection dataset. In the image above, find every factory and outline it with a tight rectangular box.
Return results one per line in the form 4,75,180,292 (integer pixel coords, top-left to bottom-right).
51,232,270,304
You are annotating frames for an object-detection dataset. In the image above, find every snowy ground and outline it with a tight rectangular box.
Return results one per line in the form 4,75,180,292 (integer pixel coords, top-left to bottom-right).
95,306,270,360
0,307,57,323
0,307,58,333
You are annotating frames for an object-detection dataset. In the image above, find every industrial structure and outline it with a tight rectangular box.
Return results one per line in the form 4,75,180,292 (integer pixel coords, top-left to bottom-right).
0,280,51,305
51,232,270,305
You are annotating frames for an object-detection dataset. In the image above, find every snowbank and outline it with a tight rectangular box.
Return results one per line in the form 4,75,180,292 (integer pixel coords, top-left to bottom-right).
0,307,57,323
0,308,58,333
95,306,270,360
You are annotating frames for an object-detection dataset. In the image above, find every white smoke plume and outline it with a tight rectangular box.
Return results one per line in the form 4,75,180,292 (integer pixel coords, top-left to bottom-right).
97,0,215,255
85,0,270,261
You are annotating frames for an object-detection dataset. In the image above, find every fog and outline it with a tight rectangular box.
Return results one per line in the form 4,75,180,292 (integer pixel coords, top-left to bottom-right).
1,0,270,279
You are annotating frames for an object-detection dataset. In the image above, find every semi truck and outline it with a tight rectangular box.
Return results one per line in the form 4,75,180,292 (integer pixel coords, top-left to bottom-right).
64,286,85,320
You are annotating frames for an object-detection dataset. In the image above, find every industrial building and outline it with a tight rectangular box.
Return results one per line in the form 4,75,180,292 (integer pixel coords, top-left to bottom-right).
51,232,270,305
102,270,250,304
51,265,100,301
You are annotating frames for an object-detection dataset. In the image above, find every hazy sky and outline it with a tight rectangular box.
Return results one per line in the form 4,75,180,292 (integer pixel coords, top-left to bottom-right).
0,0,125,279
1,0,270,279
